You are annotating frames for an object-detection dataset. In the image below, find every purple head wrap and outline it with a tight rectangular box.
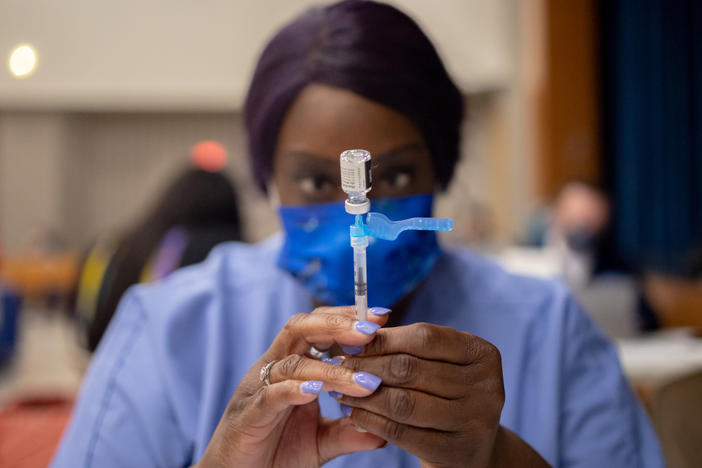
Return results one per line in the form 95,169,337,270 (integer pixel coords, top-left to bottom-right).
244,0,464,192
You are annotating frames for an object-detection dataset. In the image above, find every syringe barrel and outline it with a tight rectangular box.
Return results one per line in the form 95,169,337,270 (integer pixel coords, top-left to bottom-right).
353,244,368,321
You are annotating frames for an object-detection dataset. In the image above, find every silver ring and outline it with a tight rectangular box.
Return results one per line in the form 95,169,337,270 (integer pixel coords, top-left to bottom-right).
259,360,277,386
309,346,329,360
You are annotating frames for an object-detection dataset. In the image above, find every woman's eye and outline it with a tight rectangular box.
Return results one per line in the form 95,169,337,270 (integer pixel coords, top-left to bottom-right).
381,170,413,190
298,175,334,195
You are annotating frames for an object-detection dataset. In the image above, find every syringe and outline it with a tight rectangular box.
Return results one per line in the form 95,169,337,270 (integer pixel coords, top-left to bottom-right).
340,149,453,321
340,149,372,321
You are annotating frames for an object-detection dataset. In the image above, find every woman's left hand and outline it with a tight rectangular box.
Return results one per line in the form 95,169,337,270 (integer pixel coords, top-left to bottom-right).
337,322,549,468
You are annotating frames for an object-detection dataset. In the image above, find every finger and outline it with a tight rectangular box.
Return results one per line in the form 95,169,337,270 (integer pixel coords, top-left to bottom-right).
317,417,386,464
339,387,462,431
343,354,467,399
307,307,354,356
240,379,323,428
309,306,390,356
311,305,391,327
273,310,382,356
269,354,382,397
350,407,458,462
362,323,498,365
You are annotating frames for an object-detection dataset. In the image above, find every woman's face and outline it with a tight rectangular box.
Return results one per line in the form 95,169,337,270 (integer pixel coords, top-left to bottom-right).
273,84,436,206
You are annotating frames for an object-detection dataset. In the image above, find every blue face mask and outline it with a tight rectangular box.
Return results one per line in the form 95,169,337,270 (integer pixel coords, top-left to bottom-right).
277,194,442,308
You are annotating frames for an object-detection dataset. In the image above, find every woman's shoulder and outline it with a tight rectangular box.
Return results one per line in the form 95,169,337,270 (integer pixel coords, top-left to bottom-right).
127,234,290,321
142,234,282,289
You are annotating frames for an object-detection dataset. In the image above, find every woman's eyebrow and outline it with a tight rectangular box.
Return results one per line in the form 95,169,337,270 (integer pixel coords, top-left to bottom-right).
284,143,426,167
374,143,427,164
282,150,338,169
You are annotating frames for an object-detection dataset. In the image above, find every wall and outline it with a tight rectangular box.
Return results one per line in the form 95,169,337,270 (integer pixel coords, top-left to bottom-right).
0,1,544,254
0,114,68,251
0,0,513,111
537,0,601,198
0,104,494,252
0,112,278,252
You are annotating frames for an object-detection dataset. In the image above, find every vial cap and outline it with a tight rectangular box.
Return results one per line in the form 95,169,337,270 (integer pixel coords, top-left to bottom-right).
345,199,371,214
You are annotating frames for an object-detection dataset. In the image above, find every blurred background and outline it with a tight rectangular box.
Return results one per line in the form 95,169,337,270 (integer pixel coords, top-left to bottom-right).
0,0,700,466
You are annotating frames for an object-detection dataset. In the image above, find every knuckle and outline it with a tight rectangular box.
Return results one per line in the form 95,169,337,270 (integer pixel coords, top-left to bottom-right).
479,338,500,360
472,336,503,369
383,418,407,442
364,331,387,355
413,322,438,349
388,354,417,385
387,389,416,422
224,398,242,420
487,342,503,365
252,386,269,411
343,357,362,372
277,354,304,379
323,363,348,382
462,333,483,362
324,313,350,331
349,407,370,429
227,388,253,416
284,313,307,332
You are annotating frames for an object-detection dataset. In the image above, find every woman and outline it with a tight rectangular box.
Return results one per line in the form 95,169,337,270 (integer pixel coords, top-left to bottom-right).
53,2,662,467
74,141,242,351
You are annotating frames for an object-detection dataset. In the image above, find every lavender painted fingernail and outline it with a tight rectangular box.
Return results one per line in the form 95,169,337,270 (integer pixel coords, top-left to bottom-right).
342,345,363,355
322,357,341,365
353,372,382,391
370,307,391,316
340,403,353,418
328,390,343,399
301,380,323,394
355,320,381,335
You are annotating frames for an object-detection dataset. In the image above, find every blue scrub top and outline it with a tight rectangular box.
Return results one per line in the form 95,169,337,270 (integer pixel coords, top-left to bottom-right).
52,235,663,467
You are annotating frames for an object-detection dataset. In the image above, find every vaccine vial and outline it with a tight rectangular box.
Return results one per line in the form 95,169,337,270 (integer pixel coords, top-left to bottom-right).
340,149,372,214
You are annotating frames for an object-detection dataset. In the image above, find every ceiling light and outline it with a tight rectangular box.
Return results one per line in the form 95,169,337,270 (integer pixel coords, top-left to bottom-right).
8,44,37,78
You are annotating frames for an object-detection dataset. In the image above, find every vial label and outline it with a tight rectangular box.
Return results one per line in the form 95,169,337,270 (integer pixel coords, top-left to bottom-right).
341,159,371,192
365,159,372,187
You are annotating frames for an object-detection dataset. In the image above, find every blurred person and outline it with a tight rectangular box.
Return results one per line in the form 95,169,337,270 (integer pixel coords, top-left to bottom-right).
525,181,612,287
74,141,242,351
53,2,662,468
547,182,611,286
521,182,660,335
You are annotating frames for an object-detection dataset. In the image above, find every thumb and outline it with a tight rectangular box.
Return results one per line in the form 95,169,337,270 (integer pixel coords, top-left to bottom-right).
234,379,321,444
317,416,386,463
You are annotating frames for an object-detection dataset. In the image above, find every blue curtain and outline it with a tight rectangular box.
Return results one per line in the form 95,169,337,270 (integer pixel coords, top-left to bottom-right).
601,0,702,273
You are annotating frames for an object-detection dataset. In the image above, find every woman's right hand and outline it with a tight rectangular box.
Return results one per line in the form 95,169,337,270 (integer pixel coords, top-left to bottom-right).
195,306,389,468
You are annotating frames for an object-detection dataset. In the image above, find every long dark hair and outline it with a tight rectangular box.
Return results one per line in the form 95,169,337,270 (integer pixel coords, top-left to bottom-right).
85,168,241,350
244,0,464,193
